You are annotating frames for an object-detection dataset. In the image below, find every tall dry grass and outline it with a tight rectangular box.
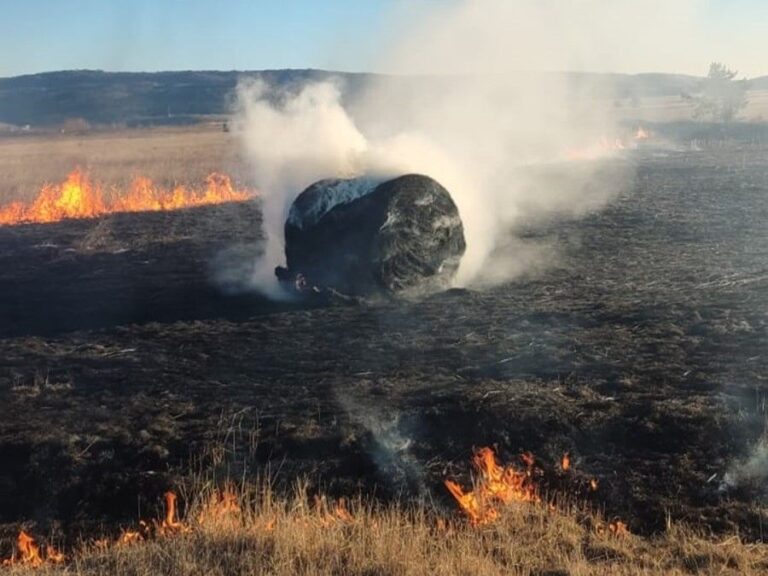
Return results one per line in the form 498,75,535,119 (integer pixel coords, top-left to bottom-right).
6,405,765,575
2,478,767,576
0,125,251,205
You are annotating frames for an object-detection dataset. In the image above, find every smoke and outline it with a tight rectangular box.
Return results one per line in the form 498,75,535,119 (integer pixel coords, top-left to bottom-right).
233,80,368,298
335,393,426,496
231,0,678,295
720,392,768,493
721,436,768,493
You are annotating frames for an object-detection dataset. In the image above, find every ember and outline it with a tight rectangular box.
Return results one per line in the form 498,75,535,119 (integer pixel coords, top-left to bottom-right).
0,168,254,226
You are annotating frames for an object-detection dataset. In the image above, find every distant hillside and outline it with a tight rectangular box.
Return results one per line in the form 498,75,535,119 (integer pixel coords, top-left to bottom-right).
0,69,373,128
0,69,706,128
749,76,768,90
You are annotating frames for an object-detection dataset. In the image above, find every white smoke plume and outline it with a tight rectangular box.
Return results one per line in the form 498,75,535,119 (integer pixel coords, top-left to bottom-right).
233,0,698,295
233,80,368,298
335,393,427,496
721,436,768,493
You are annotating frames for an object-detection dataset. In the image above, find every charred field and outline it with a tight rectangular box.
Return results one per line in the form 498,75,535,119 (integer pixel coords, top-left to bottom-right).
1,144,767,545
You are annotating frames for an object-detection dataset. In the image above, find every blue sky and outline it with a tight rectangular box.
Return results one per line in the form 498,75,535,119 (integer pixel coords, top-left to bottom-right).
0,0,396,76
0,0,765,78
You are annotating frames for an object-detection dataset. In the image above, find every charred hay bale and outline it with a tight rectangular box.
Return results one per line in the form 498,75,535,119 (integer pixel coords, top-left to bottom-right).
280,174,466,295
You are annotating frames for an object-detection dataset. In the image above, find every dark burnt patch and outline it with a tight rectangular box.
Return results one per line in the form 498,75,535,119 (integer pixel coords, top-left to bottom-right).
1,147,768,539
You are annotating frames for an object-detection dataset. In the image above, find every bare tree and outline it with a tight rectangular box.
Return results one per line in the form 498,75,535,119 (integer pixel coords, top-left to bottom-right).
693,62,748,122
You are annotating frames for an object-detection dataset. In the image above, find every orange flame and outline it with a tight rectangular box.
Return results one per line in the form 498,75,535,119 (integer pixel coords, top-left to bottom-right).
597,519,630,538
45,545,65,565
561,452,571,472
566,126,652,161
0,168,253,226
158,491,190,535
2,490,219,567
333,497,355,524
313,494,355,526
15,530,41,567
444,447,540,525
197,485,242,526
1,530,50,567
609,520,630,537
116,529,143,546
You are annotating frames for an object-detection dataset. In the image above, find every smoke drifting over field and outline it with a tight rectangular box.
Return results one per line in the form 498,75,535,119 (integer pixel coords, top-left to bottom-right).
233,0,699,294
233,80,366,297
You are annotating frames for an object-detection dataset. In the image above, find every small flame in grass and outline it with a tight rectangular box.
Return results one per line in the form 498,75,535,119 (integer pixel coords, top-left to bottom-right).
610,520,630,537
157,491,191,536
1,530,64,567
13,531,41,567
313,495,355,526
197,485,242,526
1,489,251,568
116,528,144,546
45,545,65,565
333,497,355,524
565,126,652,161
444,447,540,525
0,168,254,226
0,487,358,568
445,447,625,535
2,480,632,568
596,519,630,538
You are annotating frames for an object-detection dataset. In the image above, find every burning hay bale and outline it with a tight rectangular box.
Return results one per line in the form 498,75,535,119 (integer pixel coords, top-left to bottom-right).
276,174,466,296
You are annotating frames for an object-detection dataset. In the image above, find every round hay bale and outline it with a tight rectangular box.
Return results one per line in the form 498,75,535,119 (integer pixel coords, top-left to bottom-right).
279,174,465,295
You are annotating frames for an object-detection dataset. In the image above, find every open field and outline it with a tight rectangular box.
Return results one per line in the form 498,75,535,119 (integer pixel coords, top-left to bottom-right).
0,124,248,204
613,89,768,124
1,86,766,205
1,126,768,573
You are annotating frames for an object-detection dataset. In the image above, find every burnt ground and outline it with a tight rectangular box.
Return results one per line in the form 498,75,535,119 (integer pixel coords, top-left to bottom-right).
1,146,767,542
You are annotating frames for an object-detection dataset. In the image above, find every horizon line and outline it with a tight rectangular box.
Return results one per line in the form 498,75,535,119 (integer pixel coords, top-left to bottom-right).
6,67,754,82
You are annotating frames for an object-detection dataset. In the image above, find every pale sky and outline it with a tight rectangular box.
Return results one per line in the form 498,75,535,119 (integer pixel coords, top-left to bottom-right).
0,0,765,78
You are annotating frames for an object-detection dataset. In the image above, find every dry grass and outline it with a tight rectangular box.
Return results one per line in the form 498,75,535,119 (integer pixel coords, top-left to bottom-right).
0,124,250,204
613,89,768,124
2,480,767,576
